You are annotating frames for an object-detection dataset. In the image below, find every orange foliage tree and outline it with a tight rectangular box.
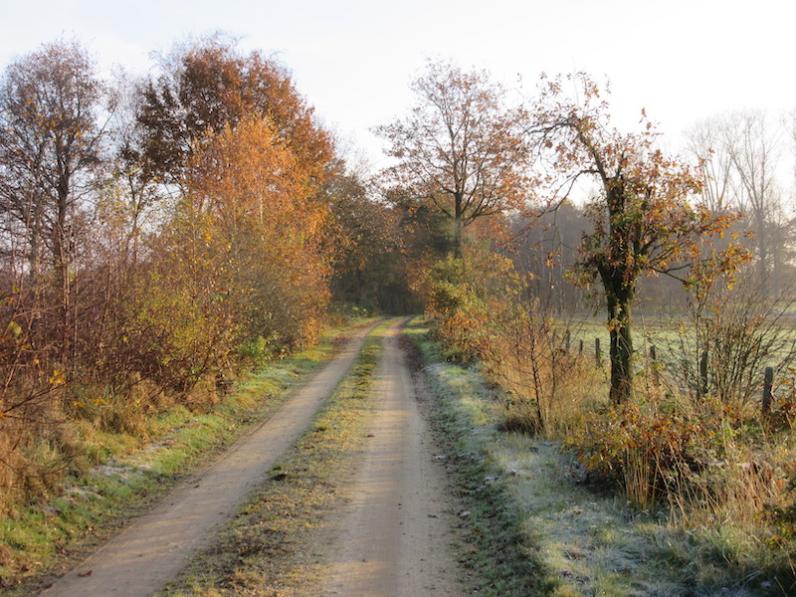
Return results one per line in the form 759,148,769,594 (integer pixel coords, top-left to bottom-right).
188,115,331,347
126,114,332,394
134,37,333,189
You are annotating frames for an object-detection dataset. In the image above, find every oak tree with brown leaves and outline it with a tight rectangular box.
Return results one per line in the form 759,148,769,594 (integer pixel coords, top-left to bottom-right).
376,61,532,256
134,37,333,189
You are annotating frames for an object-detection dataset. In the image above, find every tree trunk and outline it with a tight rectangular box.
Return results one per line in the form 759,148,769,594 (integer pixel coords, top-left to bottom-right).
54,182,70,368
29,223,40,279
772,221,781,298
452,212,463,258
25,194,44,281
605,280,634,404
756,214,768,296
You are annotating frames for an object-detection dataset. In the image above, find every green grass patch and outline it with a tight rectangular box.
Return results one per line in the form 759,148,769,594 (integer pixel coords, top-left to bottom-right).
160,319,392,596
0,319,373,594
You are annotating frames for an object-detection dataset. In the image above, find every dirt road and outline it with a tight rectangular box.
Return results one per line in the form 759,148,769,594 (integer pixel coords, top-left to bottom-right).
41,322,378,597
319,321,463,596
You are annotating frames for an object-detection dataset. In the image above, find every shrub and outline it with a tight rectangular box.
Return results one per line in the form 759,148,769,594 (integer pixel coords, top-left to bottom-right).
668,275,796,404
420,247,518,363
482,302,601,437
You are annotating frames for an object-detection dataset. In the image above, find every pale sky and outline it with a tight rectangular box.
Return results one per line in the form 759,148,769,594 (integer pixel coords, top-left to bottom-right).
1,0,795,169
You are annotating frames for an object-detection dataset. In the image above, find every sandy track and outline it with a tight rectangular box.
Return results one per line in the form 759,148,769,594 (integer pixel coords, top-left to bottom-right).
319,321,463,597
41,322,378,597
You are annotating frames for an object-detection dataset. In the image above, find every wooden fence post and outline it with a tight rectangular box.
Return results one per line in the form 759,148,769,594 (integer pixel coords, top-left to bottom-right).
579,339,584,355
762,366,774,416
564,330,571,354
595,338,601,367
699,349,708,397
650,345,659,386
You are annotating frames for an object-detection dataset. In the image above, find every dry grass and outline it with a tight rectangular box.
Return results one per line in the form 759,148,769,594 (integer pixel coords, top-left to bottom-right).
428,305,796,594
0,320,369,592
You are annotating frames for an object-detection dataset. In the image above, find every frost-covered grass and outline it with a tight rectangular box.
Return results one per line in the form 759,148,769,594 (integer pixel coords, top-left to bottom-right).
406,318,776,596
571,314,796,365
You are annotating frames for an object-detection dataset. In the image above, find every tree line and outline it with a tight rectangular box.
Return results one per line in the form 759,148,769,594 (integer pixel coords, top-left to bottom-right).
1,35,792,506
377,65,796,404
0,37,412,507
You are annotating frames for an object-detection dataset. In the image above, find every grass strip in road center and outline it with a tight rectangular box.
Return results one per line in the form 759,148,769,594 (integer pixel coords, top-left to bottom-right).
160,319,393,597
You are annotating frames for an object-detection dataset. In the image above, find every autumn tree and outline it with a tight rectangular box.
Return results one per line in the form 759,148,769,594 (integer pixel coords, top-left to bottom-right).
376,61,533,256
0,41,108,364
188,115,332,346
323,171,421,313
121,113,333,396
108,38,340,395
0,36,348,510
134,37,333,190
531,74,747,403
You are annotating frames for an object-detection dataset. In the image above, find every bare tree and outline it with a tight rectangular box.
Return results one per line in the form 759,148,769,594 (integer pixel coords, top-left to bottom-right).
687,118,737,213
109,72,162,265
724,111,783,294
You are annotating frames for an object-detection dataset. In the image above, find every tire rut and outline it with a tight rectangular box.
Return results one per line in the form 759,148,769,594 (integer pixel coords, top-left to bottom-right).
318,320,464,596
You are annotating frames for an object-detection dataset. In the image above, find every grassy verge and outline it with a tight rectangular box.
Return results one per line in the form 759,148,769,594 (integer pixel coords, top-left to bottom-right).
159,319,391,596
403,320,554,596
405,319,774,597
0,319,373,594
